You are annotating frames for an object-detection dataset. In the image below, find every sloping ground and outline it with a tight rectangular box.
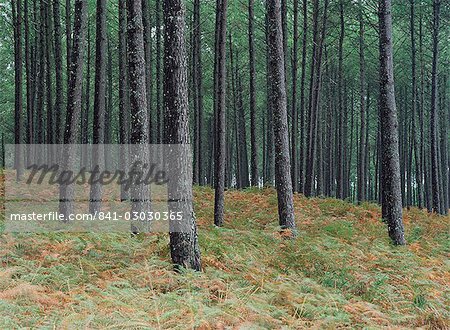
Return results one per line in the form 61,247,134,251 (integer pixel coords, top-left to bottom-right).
0,184,449,329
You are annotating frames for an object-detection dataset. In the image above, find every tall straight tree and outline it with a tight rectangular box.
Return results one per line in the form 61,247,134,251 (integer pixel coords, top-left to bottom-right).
409,0,423,208
305,0,329,197
118,0,129,201
213,0,228,227
11,0,23,180
142,0,152,142
430,0,442,214
126,0,150,222
163,0,201,270
192,0,204,185
89,0,107,213
357,0,366,203
336,0,345,199
248,0,259,186
290,0,299,191
267,0,296,235
298,0,307,193
59,0,87,217
53,0,63,144
378,0,405,245
66,0,72,87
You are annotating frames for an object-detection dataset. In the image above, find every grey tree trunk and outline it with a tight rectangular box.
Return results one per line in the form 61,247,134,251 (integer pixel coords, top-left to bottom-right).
213,0,227,227
378,0,406,245
127,0,150,223
290,0,298,192
118,0,130,201
267,0,296,235
248,0,259,187
89,0,107,214
163,0,201,271
59,0,87,218
298,0,307,193
12,0,23,180
357,1,366,204
430,0,442,214
53,0,63,144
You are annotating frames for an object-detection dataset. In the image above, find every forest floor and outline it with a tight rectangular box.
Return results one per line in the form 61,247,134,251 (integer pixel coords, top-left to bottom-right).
0,181,449,329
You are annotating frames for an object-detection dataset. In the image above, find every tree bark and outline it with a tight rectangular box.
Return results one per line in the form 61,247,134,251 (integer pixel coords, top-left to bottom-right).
53,0,63,144
213,0,227,227
248,0,259,186
119,0,130,201
59,0,87,218
163,0,202,270
290,0,299,191
267,0,296,235
12,0,23,180
357,1,366,203
89,0,108,214
378,0,406,245
430,0,442,214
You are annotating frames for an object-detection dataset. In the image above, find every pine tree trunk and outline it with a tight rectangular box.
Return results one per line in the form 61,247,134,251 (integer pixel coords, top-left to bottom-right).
213,0,227,227
89,0,108,214
290,0,298,191
59,0,88,218
127,0,150,227
53,0,63,144
378,0,406,245
192,0,203,185
12,0,23,180
267,0,296,235
357,1,366,203
248,0,259,186
430,0,442,214
142,0,153,143
163,0,201,270
118,0,130,201
298,0,307,193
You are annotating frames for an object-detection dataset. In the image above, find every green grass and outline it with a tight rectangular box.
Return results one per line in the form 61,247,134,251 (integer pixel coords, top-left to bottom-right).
0,184,449,329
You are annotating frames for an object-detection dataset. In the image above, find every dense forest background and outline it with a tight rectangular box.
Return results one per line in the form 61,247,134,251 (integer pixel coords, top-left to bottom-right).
1,0,449,215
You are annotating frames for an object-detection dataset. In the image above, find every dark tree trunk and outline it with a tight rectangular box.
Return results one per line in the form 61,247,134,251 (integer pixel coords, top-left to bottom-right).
409,0,423,208
45,2,54,155
378,0,406,245
357,1,366,203
248,0,259,186
336,0,345,199
290,0,298,191
430,0,442,214
127,0,150,224
163,0,201,271
89,0,107,214
192,0,203,185
267,0,296,235
236,68,249,188
213,0,227,227
142,0,153,143
66,0,72,88
81,24,90,166
59,0,87,217
53,0,63,144
24,0,33,166
12,0,23,180
155,0,162,143
118,0,130,201
305,0,329,197
298,0,307,193
265,7,274,186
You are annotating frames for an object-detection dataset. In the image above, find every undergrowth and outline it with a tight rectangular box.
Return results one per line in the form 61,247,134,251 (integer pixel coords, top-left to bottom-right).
0,183,449,329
